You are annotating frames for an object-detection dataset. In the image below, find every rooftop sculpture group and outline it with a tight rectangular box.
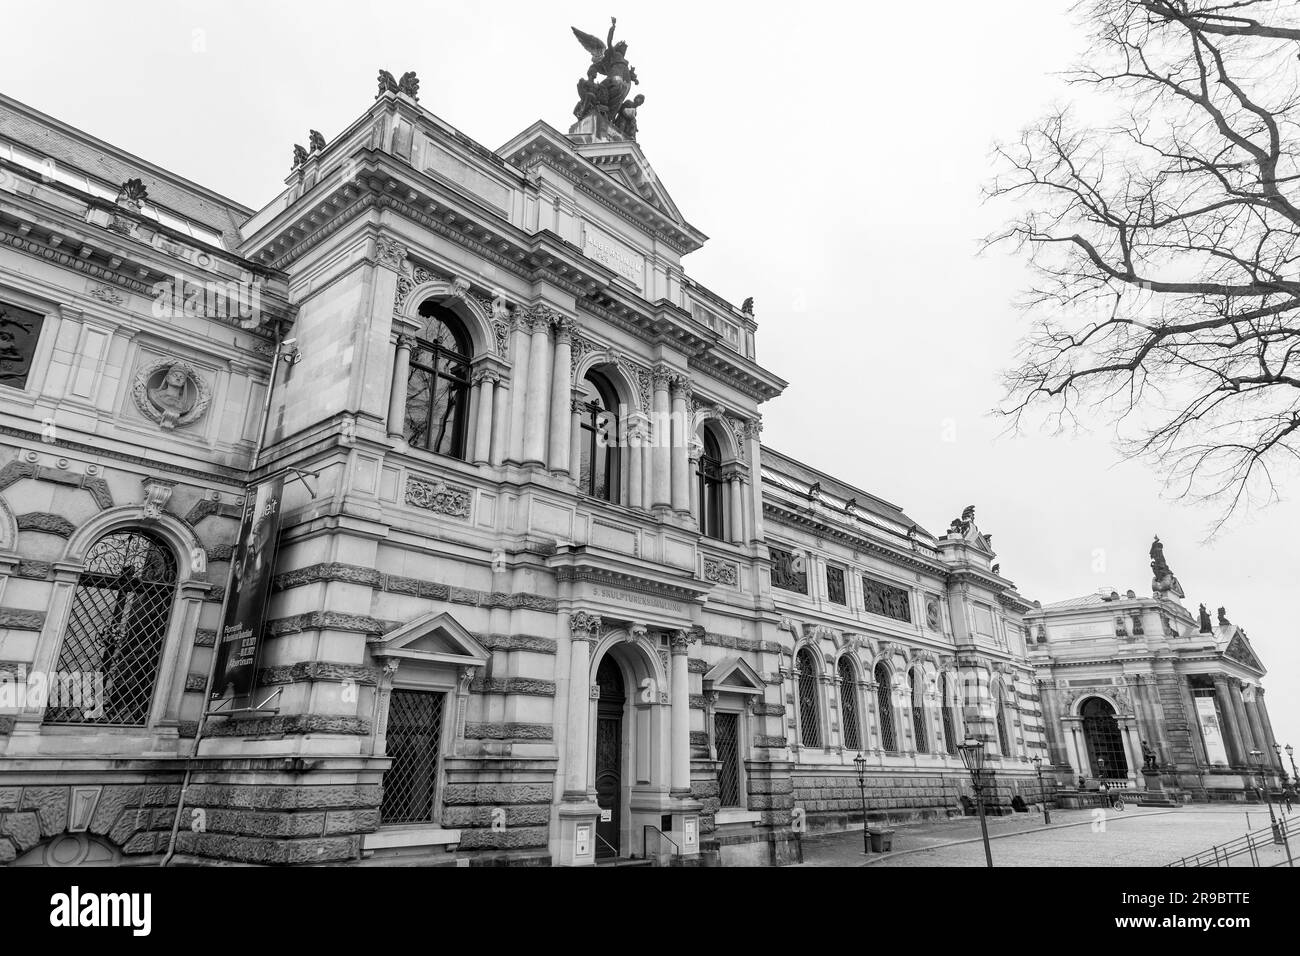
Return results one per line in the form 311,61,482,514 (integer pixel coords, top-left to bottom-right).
572,18,644,141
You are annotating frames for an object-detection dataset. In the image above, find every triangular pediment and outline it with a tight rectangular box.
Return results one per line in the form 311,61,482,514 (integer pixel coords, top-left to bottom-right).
703,656,765,696
1223,631,1264,672
369,610,489,668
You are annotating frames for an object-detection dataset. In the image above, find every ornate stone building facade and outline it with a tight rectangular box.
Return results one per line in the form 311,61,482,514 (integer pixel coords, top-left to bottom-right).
0,37,1097,867
1025,540,1282,803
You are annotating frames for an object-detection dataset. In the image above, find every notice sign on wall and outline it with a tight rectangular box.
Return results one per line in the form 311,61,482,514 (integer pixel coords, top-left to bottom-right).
210,477,285,703
1195,696,1230,765
575,824,591,858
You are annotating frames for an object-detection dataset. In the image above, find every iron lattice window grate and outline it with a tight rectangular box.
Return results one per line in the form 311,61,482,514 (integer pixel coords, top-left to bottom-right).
44,531,177,726
875,665,897,752
838,660,861,750
715,712,742,807
381,690,446,825
942,695,958,755
796,650,821,748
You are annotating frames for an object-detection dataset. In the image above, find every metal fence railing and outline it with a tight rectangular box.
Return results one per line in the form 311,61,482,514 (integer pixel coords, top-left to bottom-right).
1167,810,1299,867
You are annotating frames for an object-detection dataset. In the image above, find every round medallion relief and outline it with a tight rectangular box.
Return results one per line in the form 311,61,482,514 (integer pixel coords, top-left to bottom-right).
132,358,210,429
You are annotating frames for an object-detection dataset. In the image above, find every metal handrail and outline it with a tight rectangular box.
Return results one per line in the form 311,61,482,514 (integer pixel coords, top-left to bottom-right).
594,832,619,859
643,824,679,863
1167,810,1300,867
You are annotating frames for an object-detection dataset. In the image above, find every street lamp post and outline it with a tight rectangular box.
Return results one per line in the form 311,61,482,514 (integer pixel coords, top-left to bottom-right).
1251,749,1293,866
958,738,993,868
1272,742,1289,786
854,752,870,855
1287,744,1299,786
1032,755,1051,825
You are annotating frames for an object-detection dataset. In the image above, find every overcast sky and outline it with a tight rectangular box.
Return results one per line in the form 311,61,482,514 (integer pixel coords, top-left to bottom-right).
3,0,1296,752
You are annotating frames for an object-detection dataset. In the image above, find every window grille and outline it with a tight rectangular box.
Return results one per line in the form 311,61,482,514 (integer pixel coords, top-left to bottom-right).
380,690,446,824
874,663,897,752
715,712,742,806
838,658,861,749
911,670,929,753
941,675,958,755
996,698,1011,756
44,531,177,726
797,649,821,747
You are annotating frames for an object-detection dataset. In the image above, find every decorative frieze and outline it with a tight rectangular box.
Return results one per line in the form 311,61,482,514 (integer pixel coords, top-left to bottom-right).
404,474,471,518
702,556,739,586
15,513,75,537
205,715,371,737
470,677,556,697
463,722,554,740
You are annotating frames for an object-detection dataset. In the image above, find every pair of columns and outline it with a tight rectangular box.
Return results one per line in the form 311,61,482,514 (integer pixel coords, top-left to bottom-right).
507,306,575,471
562,613,695,802
1212,675,1277,770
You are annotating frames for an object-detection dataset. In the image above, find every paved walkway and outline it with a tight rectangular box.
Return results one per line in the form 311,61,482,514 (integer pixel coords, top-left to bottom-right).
793,805,1300,867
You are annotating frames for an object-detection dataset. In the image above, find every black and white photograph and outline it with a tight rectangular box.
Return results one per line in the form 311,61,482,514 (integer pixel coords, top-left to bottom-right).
0,0,1295,937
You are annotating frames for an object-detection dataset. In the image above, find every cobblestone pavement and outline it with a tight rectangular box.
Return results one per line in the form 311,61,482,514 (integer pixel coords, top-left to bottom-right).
793,805,1300,867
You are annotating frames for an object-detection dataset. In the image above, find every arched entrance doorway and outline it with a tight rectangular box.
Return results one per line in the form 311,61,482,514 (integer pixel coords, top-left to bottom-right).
594,654,625,859
1081,697,1128,779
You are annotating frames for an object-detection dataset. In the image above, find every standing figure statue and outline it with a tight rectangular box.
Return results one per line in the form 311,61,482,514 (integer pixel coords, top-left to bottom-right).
1149,535,1186,600
571,18,644,140
1141,739,1158,770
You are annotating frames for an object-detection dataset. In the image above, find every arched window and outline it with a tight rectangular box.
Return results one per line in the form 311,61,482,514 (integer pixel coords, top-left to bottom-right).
995,691,1011,756
697,428,725,540
837,658,861,750
577,371,620,502
1081,696,1127,778
874,662,897,752
796,647,822,748
910,668,929,754
44,530,178,726
941,672,959,755
405,302,472,459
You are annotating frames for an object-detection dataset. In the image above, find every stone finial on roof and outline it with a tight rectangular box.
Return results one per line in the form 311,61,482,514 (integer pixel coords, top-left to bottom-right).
115,178,148,209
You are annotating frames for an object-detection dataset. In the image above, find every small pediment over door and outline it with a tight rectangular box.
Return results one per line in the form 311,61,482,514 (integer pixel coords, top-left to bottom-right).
703,656,765,697
368,610,489,668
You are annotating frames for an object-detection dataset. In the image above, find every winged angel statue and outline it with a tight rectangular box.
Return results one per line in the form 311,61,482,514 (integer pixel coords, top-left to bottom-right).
572,18,644,141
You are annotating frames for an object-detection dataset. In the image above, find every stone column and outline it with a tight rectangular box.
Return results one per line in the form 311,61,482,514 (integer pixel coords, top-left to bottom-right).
627,413,644,510
472,369,496,465
670,630,694,796
727,470,744,545
387,334,414,440
549,316,574,474
1062,717,1087,777
569,393,583,483
1213,676,1247,766
1228,678,1257,760
564,612,602,800
1242,684,1269,763
1116,716,1144,789
650,365,672,510
1256,688,1281,761
670,376,691,514
522,307,552,466
743,417,763,542
687,439,702,526
506,317,531,463
490,379,510,466
1179,678,1209,767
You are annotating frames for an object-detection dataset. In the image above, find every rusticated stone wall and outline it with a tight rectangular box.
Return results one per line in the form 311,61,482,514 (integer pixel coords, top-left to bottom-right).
0,782,182,863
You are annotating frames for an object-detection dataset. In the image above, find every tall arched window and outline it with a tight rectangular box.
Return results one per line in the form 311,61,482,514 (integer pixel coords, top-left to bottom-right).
910,668,929,754
577,371,620,502
405,302,472,459
44,530,178,726
941,672,959,755
837,658,861,750
874,662,897,752
697,428,725,540
796,647,822,748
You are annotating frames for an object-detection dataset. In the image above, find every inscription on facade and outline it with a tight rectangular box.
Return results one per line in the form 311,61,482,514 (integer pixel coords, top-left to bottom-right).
583,225,644,289
592,585,683,615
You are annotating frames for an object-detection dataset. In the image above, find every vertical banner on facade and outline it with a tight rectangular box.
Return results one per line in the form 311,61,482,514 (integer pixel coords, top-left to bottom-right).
1194,696,1230,765
210,477,285,702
